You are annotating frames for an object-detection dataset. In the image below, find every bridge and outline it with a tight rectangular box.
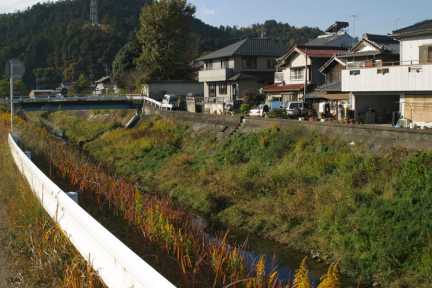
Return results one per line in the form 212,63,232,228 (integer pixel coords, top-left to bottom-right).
0,96,172,112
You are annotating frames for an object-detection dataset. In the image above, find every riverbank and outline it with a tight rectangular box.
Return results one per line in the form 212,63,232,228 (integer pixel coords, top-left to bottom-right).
28,110,432,287
0,115,104,287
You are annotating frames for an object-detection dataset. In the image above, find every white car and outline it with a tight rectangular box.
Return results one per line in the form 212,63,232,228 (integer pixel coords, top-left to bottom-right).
249,104,269,117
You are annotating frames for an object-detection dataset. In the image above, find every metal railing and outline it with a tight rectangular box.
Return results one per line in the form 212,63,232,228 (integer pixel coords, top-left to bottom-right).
345,60,430,69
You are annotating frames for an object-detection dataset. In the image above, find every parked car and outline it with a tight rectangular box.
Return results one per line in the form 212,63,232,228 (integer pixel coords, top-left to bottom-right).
286,101,314,118
249,104,269,117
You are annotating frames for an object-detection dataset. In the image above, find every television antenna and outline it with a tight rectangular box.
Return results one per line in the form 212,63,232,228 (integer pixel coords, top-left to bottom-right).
351,14,358,38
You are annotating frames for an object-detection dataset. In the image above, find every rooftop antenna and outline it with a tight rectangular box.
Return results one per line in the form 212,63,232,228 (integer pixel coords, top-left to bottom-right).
90,0,99,26
394,18,401,30
351,14,358,38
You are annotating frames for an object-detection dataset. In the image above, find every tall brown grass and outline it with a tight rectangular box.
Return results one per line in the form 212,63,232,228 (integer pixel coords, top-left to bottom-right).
0,114,105,287
8,113,341,288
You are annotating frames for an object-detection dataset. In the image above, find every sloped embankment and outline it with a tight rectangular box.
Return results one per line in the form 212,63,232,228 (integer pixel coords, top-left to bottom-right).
44,111,432,287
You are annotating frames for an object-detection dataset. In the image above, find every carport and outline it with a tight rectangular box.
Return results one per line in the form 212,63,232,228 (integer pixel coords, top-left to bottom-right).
352,93,400,124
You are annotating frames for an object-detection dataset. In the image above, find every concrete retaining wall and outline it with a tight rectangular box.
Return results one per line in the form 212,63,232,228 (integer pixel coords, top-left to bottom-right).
153,111,432,150
242,118,432,150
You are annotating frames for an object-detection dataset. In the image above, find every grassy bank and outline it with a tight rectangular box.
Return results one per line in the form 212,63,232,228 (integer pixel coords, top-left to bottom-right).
43,111,432,287
0,115,104,287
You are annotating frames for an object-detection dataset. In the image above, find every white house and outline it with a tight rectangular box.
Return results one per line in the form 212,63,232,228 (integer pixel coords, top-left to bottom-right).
342,20,432,125
94,76,118,96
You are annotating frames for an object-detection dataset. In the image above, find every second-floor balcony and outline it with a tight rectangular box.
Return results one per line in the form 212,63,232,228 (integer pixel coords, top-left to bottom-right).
198,68,234,82
342,61,432,92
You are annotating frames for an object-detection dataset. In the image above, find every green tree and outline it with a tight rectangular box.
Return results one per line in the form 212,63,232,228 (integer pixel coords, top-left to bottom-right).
136,0,196,82
33,67,62,89
73,74,91,95
0,79,8,98
112,38,141,88
0,79,27,97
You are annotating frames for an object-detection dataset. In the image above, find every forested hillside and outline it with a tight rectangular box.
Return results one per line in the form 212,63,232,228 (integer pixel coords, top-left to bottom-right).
0,0,149,89
0,0,321,92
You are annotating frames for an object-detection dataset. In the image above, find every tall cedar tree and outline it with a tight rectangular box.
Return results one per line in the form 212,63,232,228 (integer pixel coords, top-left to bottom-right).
136,0,196,82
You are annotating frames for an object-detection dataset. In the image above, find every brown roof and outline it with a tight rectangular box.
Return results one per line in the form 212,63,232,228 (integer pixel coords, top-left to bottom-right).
263,84,305,93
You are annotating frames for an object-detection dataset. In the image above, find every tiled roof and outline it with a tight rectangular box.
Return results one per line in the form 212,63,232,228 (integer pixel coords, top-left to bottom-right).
393,19,432,36
197,38,287,61
228,73,257,81
263,83,305,93
304,33,356,48
364,33,398,45
363,34,400,54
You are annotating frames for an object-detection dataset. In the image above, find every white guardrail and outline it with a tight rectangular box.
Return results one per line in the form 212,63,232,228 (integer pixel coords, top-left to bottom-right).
8,134,176,288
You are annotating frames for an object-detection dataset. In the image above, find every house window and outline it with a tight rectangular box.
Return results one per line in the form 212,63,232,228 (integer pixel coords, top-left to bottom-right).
377,68,390,75
419,45,432,64
221,59,230,69
350,70,360,76
208,83,217,97
206,61,213,70
290,67,305,81
429,47,432,63
242,57,257,69
219,83,227,95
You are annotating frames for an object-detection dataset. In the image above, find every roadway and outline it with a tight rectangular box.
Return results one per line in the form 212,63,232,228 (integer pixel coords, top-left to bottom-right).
0,95,173,112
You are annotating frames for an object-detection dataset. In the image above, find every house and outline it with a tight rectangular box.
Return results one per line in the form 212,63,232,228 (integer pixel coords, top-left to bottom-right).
342,20,432,125
29,90,57,98
196,38,287,114
308,34,400,121
94,76,118,96
341,33,400,69
309,56,351,120
264,22,356,109
141,80,203,101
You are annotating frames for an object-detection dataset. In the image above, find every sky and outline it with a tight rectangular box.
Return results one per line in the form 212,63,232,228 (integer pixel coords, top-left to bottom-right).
1,0,432,36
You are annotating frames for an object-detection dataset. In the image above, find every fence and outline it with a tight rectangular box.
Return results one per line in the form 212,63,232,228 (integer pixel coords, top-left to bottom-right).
8,134,176,288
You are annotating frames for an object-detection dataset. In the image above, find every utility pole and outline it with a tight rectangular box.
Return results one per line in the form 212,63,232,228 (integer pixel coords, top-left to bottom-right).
10,62,13,132
7,59,25,133
304,48,307,103
90,0,99,26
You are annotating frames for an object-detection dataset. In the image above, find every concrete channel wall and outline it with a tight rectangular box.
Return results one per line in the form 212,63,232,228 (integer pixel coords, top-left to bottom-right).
8,134,176,288
158,111,432,150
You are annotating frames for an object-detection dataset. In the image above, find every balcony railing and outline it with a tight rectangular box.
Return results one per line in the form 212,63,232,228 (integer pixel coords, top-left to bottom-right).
342,61,432,92
346,60,425,69
204,96,225,104
198,68,234,82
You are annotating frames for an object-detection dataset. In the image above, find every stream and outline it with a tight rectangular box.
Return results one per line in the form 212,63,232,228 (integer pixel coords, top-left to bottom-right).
18,117,358,287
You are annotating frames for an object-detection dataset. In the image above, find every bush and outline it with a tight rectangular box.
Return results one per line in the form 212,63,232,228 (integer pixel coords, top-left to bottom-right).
239,104,251,115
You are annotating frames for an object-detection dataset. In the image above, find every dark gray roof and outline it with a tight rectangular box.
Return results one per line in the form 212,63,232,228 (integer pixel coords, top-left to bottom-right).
363,33,400,54
197,38,287,61
305,33,356,49
393,20,432,37
228,73,257,81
